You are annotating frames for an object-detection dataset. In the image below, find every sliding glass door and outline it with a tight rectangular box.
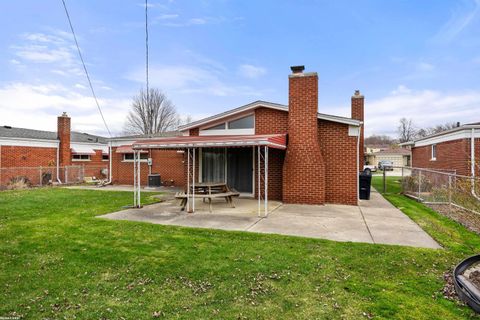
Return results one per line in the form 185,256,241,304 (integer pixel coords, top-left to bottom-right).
201,148,225,183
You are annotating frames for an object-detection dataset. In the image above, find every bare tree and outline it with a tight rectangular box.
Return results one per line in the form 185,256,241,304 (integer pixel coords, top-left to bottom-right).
124,88,179,135
416,122,459,138
397,118,417,143
365,134,397,146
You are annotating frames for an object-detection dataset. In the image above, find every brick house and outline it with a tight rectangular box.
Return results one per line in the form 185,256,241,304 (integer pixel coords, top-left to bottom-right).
131,66,365,205
406,123,480,177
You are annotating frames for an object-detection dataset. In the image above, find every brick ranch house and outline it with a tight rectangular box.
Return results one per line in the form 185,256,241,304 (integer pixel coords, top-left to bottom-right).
0,113,109,186
404,123,480,177
1,66,365,205
131,66,365,205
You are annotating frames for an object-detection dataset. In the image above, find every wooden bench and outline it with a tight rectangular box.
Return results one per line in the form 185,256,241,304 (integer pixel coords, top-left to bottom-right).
175,190,240,212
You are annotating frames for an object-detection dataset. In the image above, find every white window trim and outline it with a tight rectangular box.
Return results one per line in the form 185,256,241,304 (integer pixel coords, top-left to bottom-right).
199,113,255,136
431,144,437,161
72,155,92,162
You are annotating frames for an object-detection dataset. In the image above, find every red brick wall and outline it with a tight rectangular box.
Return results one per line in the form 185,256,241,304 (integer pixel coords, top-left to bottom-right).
283,72,326,204
0,145,57,185
412,139,470,176
111,147,184,186
254,107,288,200
412,138,480,177
72,150,109,179
318,120,358,205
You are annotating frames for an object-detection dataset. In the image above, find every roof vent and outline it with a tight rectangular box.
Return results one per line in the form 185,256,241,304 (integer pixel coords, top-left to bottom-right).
3,125,12,129
457,122,461,127
290,65,305,74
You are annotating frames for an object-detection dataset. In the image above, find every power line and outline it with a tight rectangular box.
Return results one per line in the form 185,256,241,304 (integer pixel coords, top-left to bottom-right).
61,0,112,137
145,0,149,96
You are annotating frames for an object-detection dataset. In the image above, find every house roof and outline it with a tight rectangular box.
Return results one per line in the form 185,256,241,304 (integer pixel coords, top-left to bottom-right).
372,148,411,155
132,134,287,150
0,125,107,143
177,100,362,131
401,123,480,147
109,131,181,141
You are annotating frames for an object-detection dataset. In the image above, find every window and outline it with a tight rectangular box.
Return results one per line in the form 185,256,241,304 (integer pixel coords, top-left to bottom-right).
431,144,437,160
102,154,109,161
72,154,91,161
228,115,254,129
204,123,226,130
123,153,148,161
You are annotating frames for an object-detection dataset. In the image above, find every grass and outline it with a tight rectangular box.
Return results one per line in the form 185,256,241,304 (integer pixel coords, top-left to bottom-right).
0,185,480,319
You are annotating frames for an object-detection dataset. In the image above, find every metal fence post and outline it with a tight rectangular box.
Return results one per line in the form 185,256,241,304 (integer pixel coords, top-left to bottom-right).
39,167,42,187
418,170,422,201
448,175,452,213
383,169,386,193
65,166,68,184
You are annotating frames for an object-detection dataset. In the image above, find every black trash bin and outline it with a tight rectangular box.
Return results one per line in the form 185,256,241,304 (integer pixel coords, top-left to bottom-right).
148,174,161,187
359,171,372,200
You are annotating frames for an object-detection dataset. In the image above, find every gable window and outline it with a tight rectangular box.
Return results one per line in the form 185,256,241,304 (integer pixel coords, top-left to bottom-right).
228,115,254,129
123,153,148,161
72,154,91,161
204,123,226,130
431,144,437,160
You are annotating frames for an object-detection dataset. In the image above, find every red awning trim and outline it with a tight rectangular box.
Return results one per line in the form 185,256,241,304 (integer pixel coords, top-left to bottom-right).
115,145,148,153
132,134,287,150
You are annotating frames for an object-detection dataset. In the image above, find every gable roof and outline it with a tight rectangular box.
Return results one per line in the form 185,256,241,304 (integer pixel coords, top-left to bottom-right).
0,125,107,143
178,100,362,131
401,123,480,147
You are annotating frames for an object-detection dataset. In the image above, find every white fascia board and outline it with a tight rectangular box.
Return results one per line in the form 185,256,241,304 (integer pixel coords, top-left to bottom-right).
0,137,59,148
109,140,137,147
318,113,362,126
415,128,480,147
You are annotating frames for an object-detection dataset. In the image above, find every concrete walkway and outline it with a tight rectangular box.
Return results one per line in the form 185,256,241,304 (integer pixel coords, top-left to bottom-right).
99,189,440,249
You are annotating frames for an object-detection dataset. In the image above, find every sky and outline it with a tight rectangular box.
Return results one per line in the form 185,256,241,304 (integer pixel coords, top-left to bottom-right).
0,0,479,138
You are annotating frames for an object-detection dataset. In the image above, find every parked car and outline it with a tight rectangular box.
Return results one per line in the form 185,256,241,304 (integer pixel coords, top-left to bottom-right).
363,164,377,172
378,160,394,171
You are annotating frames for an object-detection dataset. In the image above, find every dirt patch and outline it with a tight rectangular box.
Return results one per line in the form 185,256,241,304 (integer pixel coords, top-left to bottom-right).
428,204,480,235
443,271,459,301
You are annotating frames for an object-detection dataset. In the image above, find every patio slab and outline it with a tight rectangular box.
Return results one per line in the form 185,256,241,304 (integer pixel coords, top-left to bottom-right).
99,189,441,249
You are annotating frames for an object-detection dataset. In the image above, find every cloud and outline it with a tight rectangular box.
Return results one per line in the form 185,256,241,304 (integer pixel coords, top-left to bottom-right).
238,64,267,79
431,0,480,43
0,82,130,136
363,86,480,136
126,64,266,97
156,14,179,20
417,62,435,72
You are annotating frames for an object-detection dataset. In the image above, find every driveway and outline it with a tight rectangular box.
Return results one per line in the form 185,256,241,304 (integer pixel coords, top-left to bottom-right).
100,190,440,249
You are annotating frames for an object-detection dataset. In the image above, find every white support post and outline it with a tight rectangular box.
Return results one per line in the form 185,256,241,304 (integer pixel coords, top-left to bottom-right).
133,151,137,207
257,146,261,217
137,151,141,207
264,146,268,218
187,148,191,213
193,148,195,212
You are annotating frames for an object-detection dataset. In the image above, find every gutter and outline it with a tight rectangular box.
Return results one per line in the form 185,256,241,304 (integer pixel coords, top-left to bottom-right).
471,128,480,201
357,123,362,203
56,142,62,184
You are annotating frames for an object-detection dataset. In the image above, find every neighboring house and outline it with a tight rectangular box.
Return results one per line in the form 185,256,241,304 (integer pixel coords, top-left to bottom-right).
365,146,411,168
404,123,480,176
0,113,108,185
1,65,365,206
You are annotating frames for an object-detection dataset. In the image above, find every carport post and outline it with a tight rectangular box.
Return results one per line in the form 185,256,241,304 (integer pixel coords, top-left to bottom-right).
137,150,141,207
187,148,191,213
193,148,195,212
257,146,260,217
133,150,137,207
264,146,268,218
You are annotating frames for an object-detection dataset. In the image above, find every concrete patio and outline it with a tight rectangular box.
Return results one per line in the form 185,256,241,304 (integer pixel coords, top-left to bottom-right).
99,189,441,249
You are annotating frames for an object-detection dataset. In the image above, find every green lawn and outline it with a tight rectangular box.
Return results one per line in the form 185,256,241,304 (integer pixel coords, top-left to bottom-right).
1,185,480,319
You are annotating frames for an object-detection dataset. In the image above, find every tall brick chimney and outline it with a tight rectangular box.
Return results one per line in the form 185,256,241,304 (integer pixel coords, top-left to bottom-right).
57,112,71,167
351,90,364,170
283,66,325,204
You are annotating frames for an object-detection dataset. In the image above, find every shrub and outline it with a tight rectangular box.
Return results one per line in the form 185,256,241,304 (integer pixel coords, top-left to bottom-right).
7,176,31,190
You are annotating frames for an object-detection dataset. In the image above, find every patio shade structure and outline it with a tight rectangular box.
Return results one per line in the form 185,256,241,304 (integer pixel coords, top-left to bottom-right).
131,134,287,216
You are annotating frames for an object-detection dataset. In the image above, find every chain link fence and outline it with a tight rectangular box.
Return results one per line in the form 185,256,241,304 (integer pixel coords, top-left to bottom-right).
381,166,480,214
0,165,108,190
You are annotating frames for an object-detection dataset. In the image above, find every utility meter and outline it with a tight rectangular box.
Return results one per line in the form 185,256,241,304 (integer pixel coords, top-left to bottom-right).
147,158,153,166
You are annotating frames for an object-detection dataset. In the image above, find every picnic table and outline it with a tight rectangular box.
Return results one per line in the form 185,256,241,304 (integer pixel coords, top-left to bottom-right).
175,182,240,212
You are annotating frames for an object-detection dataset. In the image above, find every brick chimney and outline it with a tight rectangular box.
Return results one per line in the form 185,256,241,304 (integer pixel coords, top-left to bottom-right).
283,66,325,204
351,90,364,170
57,112,71,167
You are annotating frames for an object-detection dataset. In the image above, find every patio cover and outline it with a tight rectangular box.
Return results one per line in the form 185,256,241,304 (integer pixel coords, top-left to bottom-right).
132,134,287,150
115,145,148,153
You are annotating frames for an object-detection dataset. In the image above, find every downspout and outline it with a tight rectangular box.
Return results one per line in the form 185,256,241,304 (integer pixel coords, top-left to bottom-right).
56,141,62,184
357,125,361,200
471,128,480,200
